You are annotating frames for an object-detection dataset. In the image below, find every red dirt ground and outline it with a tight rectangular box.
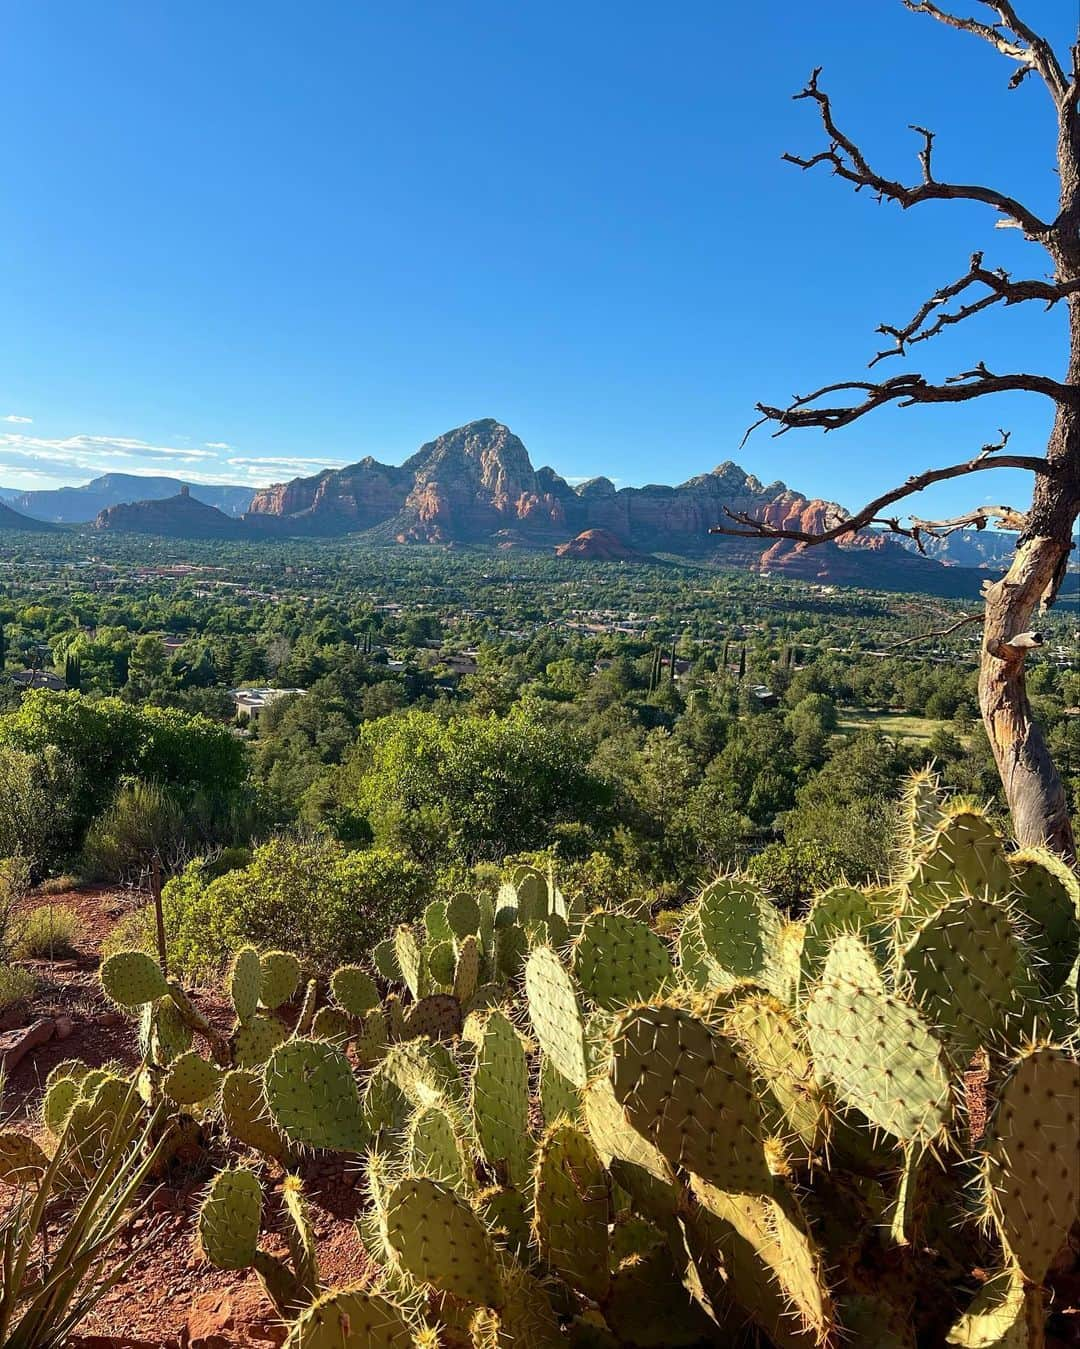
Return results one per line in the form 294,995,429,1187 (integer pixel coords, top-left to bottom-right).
3,886,374,1349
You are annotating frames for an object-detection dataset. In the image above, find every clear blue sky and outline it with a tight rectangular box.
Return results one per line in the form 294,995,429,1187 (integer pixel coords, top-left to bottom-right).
1,1,1071,521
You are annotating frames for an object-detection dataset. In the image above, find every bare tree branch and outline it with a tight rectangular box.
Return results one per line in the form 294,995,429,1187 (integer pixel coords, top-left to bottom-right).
744,365,1076,443
870,250,1080,364
902,2,1069,102
888,611,985,649
786,68,1051,238
710,431,1049,549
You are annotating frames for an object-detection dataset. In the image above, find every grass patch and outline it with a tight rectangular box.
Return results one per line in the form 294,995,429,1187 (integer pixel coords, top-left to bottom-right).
16,905,79,959
837,709,951,745
0,964,36,1013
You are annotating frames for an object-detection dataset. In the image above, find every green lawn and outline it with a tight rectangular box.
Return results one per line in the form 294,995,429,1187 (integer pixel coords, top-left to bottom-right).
837,709,951,745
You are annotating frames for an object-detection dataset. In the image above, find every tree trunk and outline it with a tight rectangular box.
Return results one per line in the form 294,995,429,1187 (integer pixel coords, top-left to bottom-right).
978,291,1080,861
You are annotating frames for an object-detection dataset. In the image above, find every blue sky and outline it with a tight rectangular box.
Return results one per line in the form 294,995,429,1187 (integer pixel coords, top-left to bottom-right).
1,1,1071,521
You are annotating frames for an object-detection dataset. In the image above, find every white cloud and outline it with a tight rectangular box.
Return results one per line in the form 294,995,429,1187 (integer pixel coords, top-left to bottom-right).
205,441,232,450
2,414,32,424
228,455,348,473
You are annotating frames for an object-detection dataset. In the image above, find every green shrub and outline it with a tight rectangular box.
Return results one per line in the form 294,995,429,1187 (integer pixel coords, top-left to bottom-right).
82,780,186,882
159,836,429,978
15,905,78,958
0,962,35,1012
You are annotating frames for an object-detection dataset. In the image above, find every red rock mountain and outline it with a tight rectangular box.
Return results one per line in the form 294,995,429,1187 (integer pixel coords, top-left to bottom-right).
95,419,983,595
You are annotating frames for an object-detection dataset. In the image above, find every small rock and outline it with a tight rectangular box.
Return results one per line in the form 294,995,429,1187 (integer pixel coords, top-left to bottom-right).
96,1011,123,1027
54,1014,76,1040
0,1018,54,1072
185,1287,286,1348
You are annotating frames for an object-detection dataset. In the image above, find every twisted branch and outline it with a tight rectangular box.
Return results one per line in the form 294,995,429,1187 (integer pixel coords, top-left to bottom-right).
902,2,1069,102
785,68,1051,238
710,431,1048,550
744,365,1076,443
870,251,1080,364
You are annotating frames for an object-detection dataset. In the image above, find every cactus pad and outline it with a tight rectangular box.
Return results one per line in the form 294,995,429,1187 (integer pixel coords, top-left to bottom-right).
695,874,782,989
408,1104,470,1189
229,946,262,1025
609,1002,771,1194
233,1012,288,1068
382,1175,501,1306
424,899,453,943
311,1007,353,1042
525,945,588,1088
452,933,481,1004
532,1121,610,1301
264,1038,368,1153
373,938,402,983
403,993,463,1042
807,937,951,1144
259,950,301,1009
1009,847,1080,992
571,911,674,1011
539,1054,582,1126
330,965,380,1017
908,805,1012,903
426,939,456,988
140,995,193,1066
471,1009,532,1186
99,950,168,1007
163,1049,223,1105
800,886,890,992
284,1288,414,1349
983,1046,1080,1283
446,891,481,938
198,1167,262,1269
393,925,424,1000
222,1068,290,1161
900,896,1032,1060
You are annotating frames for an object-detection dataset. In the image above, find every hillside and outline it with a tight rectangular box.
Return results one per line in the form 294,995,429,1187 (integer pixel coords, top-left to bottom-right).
94,487,246,537
0,499,59,531
0,473,254,522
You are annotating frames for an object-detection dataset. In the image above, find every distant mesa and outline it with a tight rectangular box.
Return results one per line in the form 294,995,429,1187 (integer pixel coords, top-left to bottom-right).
11,416,1002,599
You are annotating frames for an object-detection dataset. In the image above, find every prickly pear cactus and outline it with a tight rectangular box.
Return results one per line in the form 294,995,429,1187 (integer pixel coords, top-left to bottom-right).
330,965,380,1017
694,874,783,990
259,950,302,1009
100,950,169,1007
0,1131,50,1185
407,1103,470,1189
806,935,951,1144
283,1288,414,1349
233,1012,288,1069
532,1121,610,1301
1008,847,1080,992
163,1050,222,1106
229,946,262,1025
470,1009,532,1186
899,896,1035,1061
198,1167,262,1269
393,925,425,1001
609,1002,771,1194
983,1046,1080,1283
525,945,588,1088
264,1039,368,1153
446,891,481,938
221,1068,290,1162
571,910,674,1011
381,1175,502,1307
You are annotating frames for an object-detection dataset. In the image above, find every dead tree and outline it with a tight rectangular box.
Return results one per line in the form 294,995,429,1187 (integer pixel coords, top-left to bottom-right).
711,2,1080,860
